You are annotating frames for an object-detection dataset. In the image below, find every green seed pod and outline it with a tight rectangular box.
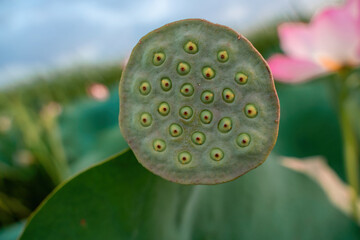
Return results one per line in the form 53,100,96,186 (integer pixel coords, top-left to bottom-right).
169,123,183,137
222,88,235,103
235,72,248,85
217,50,229,62
160,78,172,91
191,131,206,145
119,19,280,184
245,104,258,118
177,62,190,75
158,102,170,116
139,81,151,95
140,113,152,127
179,106,193,119
153,52,166,66
201,90,214,104
153,139,166,152
180,83,194,96
200,110,213,124
202,67,215,79
184,41,198,54
236,133,251,147
218,117,232,133
210,148,224,161
178,151,192,164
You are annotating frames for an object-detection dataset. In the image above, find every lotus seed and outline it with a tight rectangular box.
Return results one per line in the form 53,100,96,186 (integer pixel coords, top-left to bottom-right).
184,41,198,54
178,151,192,164
200,110,213,124
245,104,258,118
179,106,193,119
191,131,206,145
153,52,166,66
169,123,183,137
158,102,170,116
140,113,152,127
161,78,172,91
180,83,194,97
222,88,235,103
235,72,248,85
201,90,214,104
217,50,229,62
139,81,151,95
202,67,215,79
218,117,232,133
236,133,251,147
177,62,191,75
210,148,224,161
153,139,166,152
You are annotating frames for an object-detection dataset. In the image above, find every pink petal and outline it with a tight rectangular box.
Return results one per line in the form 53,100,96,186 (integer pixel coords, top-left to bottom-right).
267,54,325,83
345,0,360,25
311,0,360,66
278,23,315,61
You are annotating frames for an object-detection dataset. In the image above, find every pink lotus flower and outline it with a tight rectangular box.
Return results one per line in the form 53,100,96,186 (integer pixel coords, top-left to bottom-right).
268,0,360,83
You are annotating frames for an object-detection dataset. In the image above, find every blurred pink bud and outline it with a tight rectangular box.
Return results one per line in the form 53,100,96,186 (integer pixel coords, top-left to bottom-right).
0,115,12,133
41,102,62,118
13,150,35,167
88,83,109,101
268,0,360,83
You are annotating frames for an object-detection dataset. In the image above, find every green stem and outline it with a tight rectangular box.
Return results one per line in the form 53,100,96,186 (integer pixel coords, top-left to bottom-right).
337,70,359,222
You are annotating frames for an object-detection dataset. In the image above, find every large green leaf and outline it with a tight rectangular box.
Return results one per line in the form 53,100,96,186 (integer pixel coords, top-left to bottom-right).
19,150,360,240
274,78,345,179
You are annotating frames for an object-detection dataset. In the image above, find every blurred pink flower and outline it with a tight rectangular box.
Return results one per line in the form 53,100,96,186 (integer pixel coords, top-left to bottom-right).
268,0,360,83
0,115,12,133
88,83,109,101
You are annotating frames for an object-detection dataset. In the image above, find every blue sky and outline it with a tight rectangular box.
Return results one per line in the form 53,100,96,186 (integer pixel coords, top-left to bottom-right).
0,0,338,86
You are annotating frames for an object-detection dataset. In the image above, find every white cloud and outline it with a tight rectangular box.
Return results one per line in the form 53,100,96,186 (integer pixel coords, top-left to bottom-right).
221,3,248,22
55,44,100,66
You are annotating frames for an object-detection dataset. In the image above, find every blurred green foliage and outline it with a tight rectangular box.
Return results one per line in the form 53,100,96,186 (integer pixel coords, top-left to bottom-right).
0,64,123,227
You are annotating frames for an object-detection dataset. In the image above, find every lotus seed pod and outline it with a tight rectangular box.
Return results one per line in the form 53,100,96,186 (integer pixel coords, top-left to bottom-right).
119,19,280,184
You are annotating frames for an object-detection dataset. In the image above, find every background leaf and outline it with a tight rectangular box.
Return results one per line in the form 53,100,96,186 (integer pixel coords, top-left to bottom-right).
20,150,360,240
274,78,345,179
